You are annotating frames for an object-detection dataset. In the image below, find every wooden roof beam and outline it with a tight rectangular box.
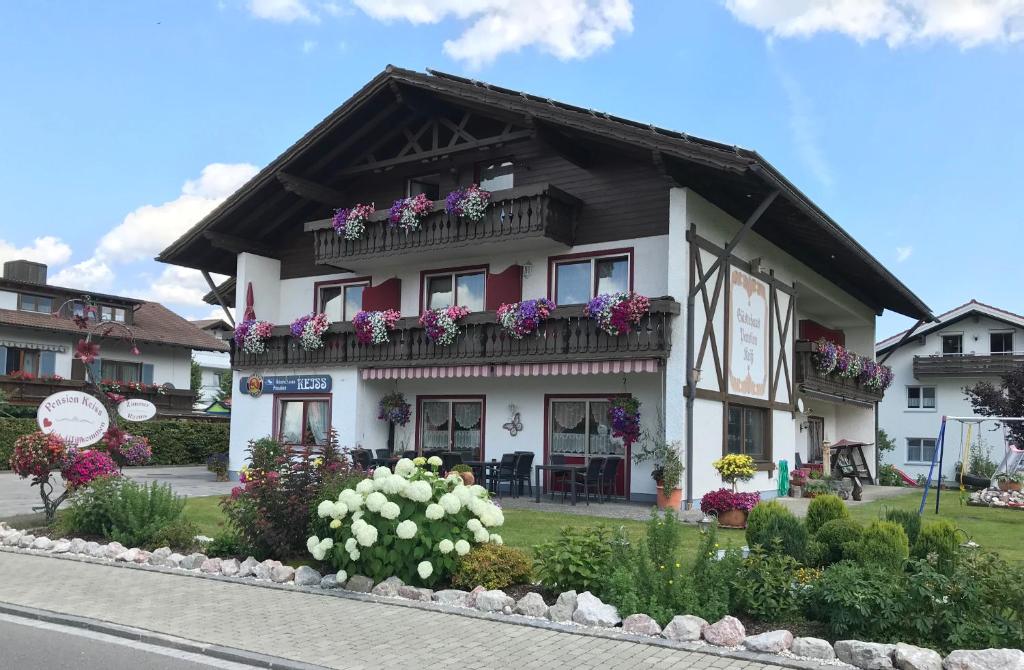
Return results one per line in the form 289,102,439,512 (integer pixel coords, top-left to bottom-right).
204,231,281,258
276,172,347,207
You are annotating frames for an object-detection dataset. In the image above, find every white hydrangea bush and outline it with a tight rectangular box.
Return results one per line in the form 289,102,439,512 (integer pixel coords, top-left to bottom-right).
307,457,504,586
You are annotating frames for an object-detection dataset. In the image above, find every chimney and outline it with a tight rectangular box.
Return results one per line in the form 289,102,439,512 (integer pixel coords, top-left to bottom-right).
3,260,48,285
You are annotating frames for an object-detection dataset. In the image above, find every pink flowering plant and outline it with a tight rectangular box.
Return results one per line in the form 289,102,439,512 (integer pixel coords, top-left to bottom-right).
62,449,119,489
496,298,555,339
699,488,761,515
290,312,330,351
812,339,893,391
584,292,650,336
444,184,491,222
353,309,401,345
99,426,152,468
331,203,375,240
388,193,433,232
419,305,470,346
234,319,274,355
608,396,641,449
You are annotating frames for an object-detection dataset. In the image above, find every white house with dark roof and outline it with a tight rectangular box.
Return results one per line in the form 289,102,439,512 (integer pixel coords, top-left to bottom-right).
191,318,233,407
877,300,1024,482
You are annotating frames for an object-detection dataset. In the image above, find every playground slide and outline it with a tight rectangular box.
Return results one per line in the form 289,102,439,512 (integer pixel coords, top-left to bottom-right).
892,467,919,487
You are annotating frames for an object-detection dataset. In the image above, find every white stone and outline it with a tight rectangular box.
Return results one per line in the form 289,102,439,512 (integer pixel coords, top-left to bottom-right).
116,548,140,563
465,585,486,609
103,542,127,559
220,558,241,577
371,576,405,597
433,589,470,607
662,615,707,642
571,592,621,628
702,616,745,647
894,643,942,670
179,553,208,570
85,542,103,557
17,534,36,548
3,532,22,547
270,565,295,583
344,575,373,593
237,557,260,578
943,649,1024,670
546,590,577,623
164,553,185,568
68,538,87,554
513,592,549,618
397,585,433,602
476,590,515,612
836,640,896,670
319,574,339,589
151,547,172,560
50,539,71,554
132,550,152,564
743,630,793,654
294,565,321,586
30,537,54,551
792,637,836,661
622,613,662,636
200,558,222,574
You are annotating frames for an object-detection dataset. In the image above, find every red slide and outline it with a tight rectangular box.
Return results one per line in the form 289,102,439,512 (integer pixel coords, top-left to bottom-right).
892,467,919,487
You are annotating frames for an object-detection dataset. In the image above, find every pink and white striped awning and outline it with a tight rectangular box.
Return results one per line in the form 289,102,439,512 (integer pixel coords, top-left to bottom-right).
360,359,660,381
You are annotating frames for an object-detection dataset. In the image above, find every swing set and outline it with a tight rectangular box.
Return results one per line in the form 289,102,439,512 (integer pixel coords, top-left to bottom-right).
918,415,1024,515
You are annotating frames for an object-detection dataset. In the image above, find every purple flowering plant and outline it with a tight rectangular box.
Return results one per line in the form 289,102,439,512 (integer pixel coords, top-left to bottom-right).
584,292,650,336
496,298,555,339
444,184,491,221
608,395,641,449
389,193,433,232
419,305,470,345
699,488,761,515
234,319,274,355
353,309,401,345
378,391,411,426
289,312,329,351
331,203,375,241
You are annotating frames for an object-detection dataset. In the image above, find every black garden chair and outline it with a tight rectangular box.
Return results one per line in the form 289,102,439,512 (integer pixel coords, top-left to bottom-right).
510,452,534,497
549,454,569,500
573,456,605,505
489,453,518,496
600,457,622,501
440,452,463,472
351,449,371,470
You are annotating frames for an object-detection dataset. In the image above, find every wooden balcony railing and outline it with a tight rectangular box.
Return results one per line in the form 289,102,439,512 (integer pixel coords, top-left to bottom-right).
0,377,196,414
794,341,884,405
305,183,581,266
235,299,680,370
913,353,1024,378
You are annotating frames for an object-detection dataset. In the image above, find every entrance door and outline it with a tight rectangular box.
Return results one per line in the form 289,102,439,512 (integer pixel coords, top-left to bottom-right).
807,416,824,463
419,398,484,461
547,398,629,496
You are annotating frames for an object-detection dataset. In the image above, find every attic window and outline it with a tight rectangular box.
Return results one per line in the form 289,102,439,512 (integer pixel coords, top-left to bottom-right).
100,305,127,322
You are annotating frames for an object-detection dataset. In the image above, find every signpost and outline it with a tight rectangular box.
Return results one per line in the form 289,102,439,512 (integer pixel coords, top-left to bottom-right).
37,390,110,447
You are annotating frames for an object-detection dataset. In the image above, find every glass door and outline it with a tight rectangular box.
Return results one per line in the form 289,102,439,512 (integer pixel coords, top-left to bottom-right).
548,398,627,496
419,399,483,460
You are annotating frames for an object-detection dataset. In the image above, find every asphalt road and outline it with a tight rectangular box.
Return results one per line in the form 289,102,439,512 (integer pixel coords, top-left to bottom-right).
0,614,258,670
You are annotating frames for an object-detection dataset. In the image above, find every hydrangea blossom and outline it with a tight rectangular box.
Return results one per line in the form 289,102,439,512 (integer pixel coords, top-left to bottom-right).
332,202,375,240
473,527,490,543
444,184,491,221
381,475,408,496
355,479,375,495
584,292,650,336
344,538,358,553
388,193,432,232
380,501,401,520
336,570,348,584
417,560,434,580
438,493,461,515
365,491,387,513
425,503,444,520
373,466,391,480
467,518,483,533
419,305,470,346
330,519,342,529
289,312,329,350
455,539,471,556
354,309,401,345
489,534,503,545
403,480,433,503
317,500,337,519
396,520,418,540
233,319,274,355
438,539,454,554
427,455,443,467
394,458,416,477
497,298,556,339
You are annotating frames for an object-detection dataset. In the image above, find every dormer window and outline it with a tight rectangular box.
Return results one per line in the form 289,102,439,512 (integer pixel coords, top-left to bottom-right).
100,305,127,322
18,294,52,314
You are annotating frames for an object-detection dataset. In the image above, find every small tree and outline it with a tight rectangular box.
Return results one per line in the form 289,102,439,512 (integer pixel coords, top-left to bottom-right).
876,428,896,456
190,359,203,397
965,368,1024,445
215,371,233,402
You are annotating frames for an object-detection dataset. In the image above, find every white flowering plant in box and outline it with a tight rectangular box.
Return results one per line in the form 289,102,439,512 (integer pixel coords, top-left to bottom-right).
308,456,504,586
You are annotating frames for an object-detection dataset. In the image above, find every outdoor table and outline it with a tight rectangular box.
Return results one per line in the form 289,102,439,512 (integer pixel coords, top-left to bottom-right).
464,459,500,489
534,463,586,506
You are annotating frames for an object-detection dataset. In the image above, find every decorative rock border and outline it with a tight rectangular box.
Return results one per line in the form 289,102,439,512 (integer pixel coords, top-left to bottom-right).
1,524,1021,670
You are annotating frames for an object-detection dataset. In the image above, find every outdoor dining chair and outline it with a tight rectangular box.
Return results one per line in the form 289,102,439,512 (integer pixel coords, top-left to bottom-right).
600,457,621,501
374,449,391,461
549,454,569,500
573,457,605,505
440,452,463,472
489,453,518,496
351,449,371,470
511,452,534,497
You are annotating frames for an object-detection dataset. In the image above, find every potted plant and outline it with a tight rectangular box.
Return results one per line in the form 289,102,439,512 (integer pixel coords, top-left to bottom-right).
997,472,1024,492
790,468,809,497
699,488,760,528
710,453,757,527
631,414,684,510
652,446,683,510
451,463,475,486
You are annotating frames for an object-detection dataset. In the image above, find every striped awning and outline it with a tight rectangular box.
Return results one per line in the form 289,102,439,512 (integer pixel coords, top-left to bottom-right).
360,359,660,381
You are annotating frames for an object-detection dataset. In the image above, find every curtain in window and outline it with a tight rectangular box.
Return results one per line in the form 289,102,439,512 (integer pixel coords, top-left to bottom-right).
306,400,329,446
421,401,450,450
589,401,623,455
551,401,587,455
454,403,481,429
279,402,303,444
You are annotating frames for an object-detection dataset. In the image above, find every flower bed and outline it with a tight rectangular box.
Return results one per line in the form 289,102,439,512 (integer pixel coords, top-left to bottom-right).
353,309,401,345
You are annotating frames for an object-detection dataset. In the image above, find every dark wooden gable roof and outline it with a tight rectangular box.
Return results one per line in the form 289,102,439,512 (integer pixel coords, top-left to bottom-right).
158,65,932,321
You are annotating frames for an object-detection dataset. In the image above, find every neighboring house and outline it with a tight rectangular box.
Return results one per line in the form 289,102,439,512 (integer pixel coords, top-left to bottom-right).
0,259,230,417
190,318,233,407
159,66,931,502
877,300,1024,482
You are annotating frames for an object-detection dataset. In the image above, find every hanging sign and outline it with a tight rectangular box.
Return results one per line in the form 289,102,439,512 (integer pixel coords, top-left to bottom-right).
238,374,331,396
728,267,769,399
37,390,110,447
117,398,157,422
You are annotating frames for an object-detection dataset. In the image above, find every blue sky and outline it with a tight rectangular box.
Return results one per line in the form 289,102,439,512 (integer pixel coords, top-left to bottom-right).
0,1,1021,341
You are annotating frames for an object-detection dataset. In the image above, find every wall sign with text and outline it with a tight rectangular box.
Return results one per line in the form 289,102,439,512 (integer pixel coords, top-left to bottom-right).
728,267,769,399
37,390,110,447
238,374,332,398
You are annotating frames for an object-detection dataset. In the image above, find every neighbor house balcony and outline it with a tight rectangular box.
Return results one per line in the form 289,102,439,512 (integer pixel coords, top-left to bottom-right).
0,376,196,415
305,183,581,270
794,341,884,406
913,353,1024,378
234,299,679,370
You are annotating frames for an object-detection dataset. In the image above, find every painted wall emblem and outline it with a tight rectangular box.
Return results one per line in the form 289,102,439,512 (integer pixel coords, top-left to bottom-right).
728,268,769,399
246,374,264,398
37,390,110,447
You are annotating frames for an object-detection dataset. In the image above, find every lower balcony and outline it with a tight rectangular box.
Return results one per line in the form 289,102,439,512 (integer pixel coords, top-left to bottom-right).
0,376,197,415
234,299,679,370
794,341,884,406
913,353,1024,378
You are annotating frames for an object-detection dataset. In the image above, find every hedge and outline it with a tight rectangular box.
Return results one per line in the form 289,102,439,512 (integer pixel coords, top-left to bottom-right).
0,418,228,468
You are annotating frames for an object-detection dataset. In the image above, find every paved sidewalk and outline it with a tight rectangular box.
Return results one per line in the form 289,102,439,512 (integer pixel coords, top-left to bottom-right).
0,552,788,670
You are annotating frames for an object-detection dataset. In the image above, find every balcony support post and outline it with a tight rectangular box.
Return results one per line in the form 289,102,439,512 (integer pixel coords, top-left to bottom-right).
202,270,235,327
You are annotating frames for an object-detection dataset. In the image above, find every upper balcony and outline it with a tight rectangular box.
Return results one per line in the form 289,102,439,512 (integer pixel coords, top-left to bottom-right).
913,353,1024,378
304,183,581,271
794,341,885,406
234,298,679,370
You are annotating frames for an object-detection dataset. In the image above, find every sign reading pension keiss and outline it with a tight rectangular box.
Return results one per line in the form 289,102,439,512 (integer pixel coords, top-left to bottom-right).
239,374,332,398
37,390,110,448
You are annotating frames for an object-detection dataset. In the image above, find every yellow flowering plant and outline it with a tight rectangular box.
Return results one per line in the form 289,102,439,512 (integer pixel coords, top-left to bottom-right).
712,453,755,491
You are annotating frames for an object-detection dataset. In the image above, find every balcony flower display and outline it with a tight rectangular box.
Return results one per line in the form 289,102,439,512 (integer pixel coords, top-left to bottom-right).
234,319,274,355
812,338,893,392
378,391,411,426
608,395,641,449
584,292,650,336
445,184,491,222
388,193,432,232
309,458,504,585
331,203,375,241
419,305,470,346
860,359,895,391
290,312,330,351
496,298,555,339
353,309,401,345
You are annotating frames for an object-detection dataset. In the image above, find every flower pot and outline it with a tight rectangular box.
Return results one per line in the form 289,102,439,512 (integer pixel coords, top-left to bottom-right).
998,480,1022,492
458,471,475,486
717,507,748,529
656,485,682,510
790,485,802,498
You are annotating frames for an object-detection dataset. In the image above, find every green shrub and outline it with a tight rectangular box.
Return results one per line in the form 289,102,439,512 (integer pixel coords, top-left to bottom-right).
878,464,903,487
732,544,804,622
808,562,906,641
60,476,187,548
745,501,808,563
849,520,909,570
884,508,922,546
533,526,614,593
805,494,849,534
148,519,199,552
452,543,533,590
814,518,863,566
912,519,959,573
205,529,243,558
690,526,742,623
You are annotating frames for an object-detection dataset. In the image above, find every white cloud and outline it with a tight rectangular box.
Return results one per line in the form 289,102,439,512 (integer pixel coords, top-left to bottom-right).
0,236,73,266
723,0,1024,48
301,39,318,53
140,266,228,309
95,162,258,263
248,0,319,23
50,258,115,291
896,245,913,262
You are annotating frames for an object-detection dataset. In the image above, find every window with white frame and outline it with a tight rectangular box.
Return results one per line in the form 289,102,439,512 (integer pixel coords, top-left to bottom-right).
941,333,963,355
318,281,367,321
278,397,331,447
100,305,127,322
907,386,936,409
552,253,630,305
991,331,1014,355
907,437,936,464
423,269,485,311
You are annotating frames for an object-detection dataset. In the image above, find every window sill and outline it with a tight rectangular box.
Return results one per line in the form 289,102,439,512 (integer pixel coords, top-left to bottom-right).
904,409,937,413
